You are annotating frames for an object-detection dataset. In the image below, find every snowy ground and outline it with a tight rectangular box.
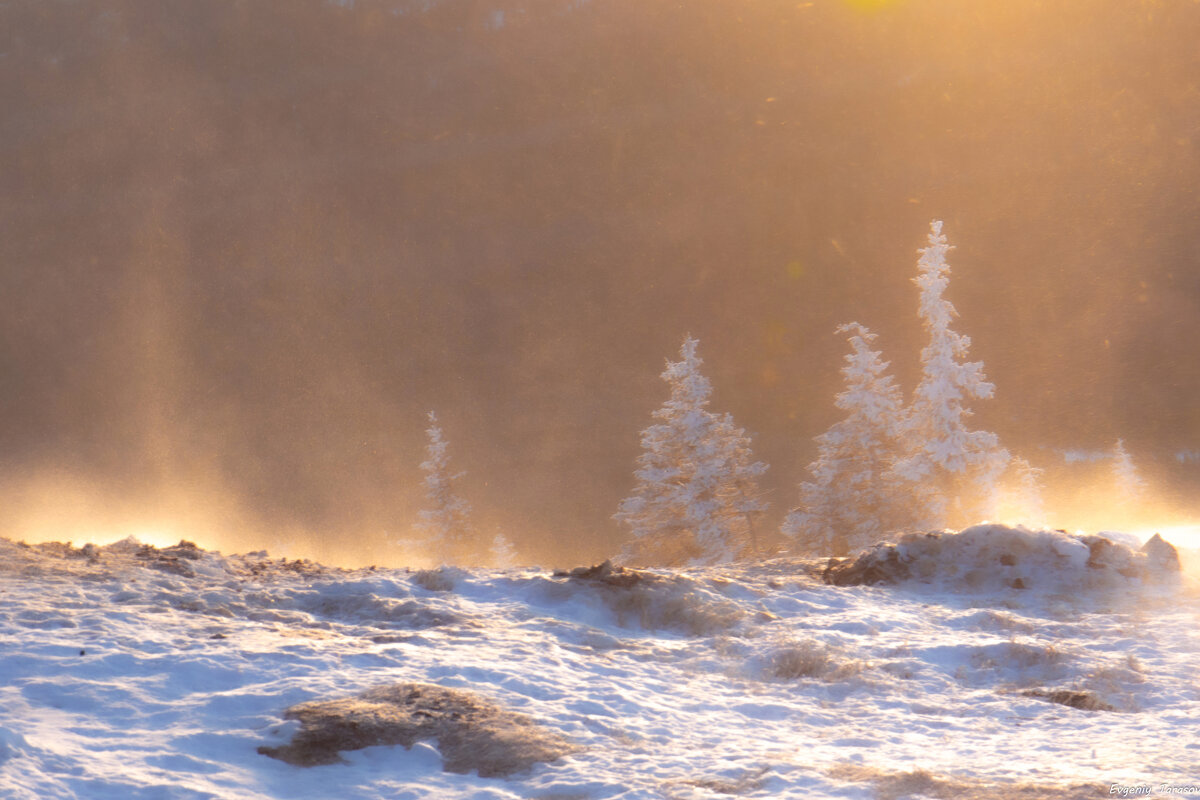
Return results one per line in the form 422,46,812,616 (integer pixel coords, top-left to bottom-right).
1,528,1198,800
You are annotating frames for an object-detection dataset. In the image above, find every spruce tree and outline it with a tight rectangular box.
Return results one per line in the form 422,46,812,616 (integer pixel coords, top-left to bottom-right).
893,221,1009,530
783,323,907,556
489,531,518,568
416,411,474,564
994,456,1046,527
1111,438,1147,506
615,337,768,565
713,411,771,558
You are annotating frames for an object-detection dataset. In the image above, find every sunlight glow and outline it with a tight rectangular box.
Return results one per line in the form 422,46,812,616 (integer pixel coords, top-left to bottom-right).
842,0,897,11
109,528,189,549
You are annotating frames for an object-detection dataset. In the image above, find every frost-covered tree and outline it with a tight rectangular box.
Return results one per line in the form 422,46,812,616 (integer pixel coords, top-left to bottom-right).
615,337,768,566
782,323,907,556
489,531,518,568
712,411,771,557
1111,438,1147,505
893,221,1009,529
416,411,474,564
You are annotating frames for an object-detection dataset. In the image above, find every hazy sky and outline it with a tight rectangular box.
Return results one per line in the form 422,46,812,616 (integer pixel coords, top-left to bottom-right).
1,0,1198,564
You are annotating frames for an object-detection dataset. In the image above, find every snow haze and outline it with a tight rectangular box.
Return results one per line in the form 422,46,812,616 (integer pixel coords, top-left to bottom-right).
2,0,1199,565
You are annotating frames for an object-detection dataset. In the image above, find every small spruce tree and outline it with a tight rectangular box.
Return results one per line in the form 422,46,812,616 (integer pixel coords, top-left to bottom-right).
416,411,474,564
489,531,518,568
783,323,907,556
1111,438,1147,507
713,411,771,558
615,337,768,565
994,456,1046,527
893,221,1009,530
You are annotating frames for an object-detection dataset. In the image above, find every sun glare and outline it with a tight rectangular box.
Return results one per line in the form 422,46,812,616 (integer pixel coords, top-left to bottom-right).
111,528,190,549
842,0,896,11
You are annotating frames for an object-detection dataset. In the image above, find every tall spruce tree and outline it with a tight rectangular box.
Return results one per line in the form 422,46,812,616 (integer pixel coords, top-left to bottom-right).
615,337,768,565
416,411,474,564
783,323,907,556
893,221,1009,530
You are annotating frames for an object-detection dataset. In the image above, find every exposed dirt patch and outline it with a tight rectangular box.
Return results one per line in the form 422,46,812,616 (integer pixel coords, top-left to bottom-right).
1022,689,1117,712
558,560,651,589
413,566,460,592
555,560,745,636
829,764,1108,799
258,682,575,776
136,544,196,577
761,639,866,682
823,547,911,587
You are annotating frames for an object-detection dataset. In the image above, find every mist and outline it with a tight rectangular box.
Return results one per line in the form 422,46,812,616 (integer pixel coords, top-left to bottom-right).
2,0,1198,566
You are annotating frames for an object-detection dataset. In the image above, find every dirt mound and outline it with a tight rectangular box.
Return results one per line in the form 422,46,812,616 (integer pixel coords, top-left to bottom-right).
549,560,746,635
823,545,911,587
558,560,651,589
258,683,574,776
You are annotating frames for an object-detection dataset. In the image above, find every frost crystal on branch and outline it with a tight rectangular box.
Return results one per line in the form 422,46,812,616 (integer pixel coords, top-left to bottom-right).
615,337,768,566
893,221,1009,529
416,411,474,564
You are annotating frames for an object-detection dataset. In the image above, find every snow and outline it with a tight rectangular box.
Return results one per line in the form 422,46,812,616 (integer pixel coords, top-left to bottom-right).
1,529,1198,799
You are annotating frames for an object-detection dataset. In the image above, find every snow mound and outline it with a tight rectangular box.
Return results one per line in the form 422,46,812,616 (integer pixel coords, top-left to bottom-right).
258,683,575,776
823,524,1182,593
412,566,464,592
101,535,144,554
969,641,1071,685
754,639,866,683
533,560,747,636
291,583,461,629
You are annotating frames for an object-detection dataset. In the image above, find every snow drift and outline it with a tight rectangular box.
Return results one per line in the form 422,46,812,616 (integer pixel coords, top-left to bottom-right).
1,530,1197,799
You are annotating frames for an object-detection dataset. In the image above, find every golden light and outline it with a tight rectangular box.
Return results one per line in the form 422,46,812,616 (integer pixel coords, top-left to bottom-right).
842,0,898,11
0,472,229,552
105,527,188,549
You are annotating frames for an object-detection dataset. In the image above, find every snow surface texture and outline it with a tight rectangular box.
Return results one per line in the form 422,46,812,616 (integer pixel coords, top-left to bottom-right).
1,528,1198,799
